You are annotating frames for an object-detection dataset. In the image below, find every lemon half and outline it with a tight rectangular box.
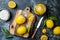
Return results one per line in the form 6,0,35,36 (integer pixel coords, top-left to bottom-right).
34,3,46,15
40,35,48,40
42,28,47,33
8,1,16,8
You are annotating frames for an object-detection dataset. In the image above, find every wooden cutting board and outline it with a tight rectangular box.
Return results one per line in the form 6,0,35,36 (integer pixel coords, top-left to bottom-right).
9,7,35,38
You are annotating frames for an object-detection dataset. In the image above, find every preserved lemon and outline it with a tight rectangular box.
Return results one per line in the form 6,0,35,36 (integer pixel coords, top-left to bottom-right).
16,26,27,35
53,26,60,35
8,1,16,8
34,3,46,15
46,19,54,29
15,15,26,24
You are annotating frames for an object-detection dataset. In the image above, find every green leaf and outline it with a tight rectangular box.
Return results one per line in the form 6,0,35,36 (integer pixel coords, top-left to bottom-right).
6,35,13,39
44,19,48,26
27,26,31,33
49,16,58,21
3,28,10,34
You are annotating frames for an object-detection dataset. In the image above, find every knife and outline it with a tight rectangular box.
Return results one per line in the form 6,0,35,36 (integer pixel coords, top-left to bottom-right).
31,16,44,38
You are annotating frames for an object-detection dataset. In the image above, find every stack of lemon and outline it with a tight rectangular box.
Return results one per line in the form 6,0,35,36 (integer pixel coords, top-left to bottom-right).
15,15,27,35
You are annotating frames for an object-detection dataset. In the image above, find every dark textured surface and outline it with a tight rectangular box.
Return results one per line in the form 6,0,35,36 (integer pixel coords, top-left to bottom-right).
0,0,60,40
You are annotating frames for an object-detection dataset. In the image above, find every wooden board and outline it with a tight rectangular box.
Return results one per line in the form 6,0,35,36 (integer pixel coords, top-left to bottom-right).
9,7,35,38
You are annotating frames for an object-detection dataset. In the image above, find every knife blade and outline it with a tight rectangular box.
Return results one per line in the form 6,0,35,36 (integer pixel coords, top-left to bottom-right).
37,16,44,29
31,16,44,38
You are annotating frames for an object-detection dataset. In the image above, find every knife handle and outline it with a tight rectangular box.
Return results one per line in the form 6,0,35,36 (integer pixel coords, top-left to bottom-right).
31,29,38,38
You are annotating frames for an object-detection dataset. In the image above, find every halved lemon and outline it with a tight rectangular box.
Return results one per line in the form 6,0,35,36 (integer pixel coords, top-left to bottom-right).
8,1,16,8
34,3,46,15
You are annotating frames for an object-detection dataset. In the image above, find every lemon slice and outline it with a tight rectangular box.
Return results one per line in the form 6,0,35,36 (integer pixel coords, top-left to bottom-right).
42,28,47,34
8,1,16,8
40,35,48,40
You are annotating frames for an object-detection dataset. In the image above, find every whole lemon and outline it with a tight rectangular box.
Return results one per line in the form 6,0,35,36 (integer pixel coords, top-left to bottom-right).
53,26,60,35
46,19,54,29
16,26,27,35
34,3,46,15
15,15,26,24
8,1,16,8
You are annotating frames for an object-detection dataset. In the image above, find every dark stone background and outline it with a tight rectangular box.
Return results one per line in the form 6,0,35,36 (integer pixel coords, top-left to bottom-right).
0,0,60,40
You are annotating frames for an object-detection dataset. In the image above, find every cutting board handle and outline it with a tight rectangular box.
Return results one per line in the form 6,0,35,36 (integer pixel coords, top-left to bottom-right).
24,7,30,12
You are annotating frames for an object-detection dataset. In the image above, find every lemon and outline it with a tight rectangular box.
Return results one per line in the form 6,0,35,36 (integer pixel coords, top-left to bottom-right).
28,16,33,22
46,19,54,29
15,15,26,24
28,13,33,17
28,13,34,22
8,1,16,8
34,3,46,15
53,26,60,35
42,28,47,33
40,35,48,40
16,26,27,35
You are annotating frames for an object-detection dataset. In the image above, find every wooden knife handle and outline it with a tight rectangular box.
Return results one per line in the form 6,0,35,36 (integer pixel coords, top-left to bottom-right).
31,29,38,38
